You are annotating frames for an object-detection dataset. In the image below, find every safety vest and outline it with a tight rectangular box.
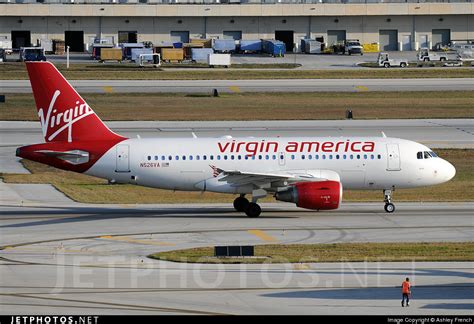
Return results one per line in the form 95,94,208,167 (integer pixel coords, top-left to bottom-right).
402,281,411,294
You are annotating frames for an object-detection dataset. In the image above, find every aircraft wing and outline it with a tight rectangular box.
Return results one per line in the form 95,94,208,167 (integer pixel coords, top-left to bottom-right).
216,168,332,188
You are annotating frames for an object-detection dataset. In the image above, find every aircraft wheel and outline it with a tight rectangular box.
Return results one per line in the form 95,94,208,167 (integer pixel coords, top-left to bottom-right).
384,203,396,213
245,203,261,218
233,196,250,212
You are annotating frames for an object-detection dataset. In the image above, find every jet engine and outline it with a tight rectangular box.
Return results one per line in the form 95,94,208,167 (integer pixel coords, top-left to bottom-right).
275,180,342,210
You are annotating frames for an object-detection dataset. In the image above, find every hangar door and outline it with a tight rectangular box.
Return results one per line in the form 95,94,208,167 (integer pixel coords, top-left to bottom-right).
379,30,398,51
432,29,450,50
327,30,346,46
223,31,242,40
65,31,84,52
170,31,189,43
275,30,294,52
11,30,31,49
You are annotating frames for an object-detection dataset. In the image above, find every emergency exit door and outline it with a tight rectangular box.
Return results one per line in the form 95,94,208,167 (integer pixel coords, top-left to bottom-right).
386,144,401,171
116,144,130,172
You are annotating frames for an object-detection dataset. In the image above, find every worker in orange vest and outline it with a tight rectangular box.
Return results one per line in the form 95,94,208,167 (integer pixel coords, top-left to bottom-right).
401,277,411,307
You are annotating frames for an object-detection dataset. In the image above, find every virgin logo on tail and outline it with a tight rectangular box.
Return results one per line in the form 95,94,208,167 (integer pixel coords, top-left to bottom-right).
38,90,94,143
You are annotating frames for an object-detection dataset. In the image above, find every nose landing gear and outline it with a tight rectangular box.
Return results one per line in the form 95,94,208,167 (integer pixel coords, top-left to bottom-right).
384,189,396,213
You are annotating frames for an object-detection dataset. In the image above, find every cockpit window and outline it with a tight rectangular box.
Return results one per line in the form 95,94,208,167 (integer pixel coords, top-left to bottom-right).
429,151,438,157
417,152,423,159
423,151,431,159
418,151,438,159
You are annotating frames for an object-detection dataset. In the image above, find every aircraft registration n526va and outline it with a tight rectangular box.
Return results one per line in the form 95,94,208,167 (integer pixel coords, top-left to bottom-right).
16,62,456,217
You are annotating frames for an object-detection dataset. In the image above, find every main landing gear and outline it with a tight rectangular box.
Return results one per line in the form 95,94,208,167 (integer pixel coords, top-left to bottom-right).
233,193,263,218
383,189,395,213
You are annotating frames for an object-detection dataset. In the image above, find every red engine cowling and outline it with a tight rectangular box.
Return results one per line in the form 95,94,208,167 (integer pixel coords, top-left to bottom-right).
275,180,342,210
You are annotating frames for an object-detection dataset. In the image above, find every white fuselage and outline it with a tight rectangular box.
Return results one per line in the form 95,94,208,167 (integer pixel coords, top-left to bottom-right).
86,136,456,193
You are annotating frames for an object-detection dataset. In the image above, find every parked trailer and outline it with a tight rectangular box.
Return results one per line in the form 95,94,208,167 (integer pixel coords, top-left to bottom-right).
262,40,286,57
213,39,236,53
302,39,322,54
19,47,46,62
131,48,153,62
99,48,123,63
183,43,204,59
208,53,231,68
91,44,113,60
190,39,212,48
137,53,161,68
191,48,214,63
120,43,145,60
240,40,262,53
161,48,185,62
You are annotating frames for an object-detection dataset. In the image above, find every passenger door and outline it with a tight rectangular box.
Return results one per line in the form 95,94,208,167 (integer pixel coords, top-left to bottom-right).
386,144,401,171
116,144,130,173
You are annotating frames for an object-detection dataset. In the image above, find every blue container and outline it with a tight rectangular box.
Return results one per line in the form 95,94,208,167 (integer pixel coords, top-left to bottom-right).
213,39,236,53
173,42,183,49
131,48,153,62
240,40,262,53
262,40,286,57
191,48,214,62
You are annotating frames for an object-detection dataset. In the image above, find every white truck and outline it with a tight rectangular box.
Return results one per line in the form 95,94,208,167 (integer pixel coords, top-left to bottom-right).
345,39,363,55
417,48,449,62
377,52,408,68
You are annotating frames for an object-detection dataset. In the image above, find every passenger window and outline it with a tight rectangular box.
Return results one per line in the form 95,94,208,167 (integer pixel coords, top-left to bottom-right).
182,155,186,160
350,155,354,160
336,154,340,159
357,154,361,159
272,155,277,160
217,155,221,160
322,155,326,160
196,155,200,160
161,156,166,161
210,155,214,160
371,154,374,160
189,155,193,160
238,155,242,160
175,155,179,160
231,155,235,160
224,155,227,160
417,152,423,159
168,155,172,160
315,155,319,160
203,155,207,160
154,156,158,160
308,155,312,160
377,154,381,159
147,156,151,161
302,155,305,160
329,155,333,160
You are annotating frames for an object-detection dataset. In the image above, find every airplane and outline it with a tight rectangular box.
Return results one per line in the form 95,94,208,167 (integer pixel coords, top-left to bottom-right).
16,61,456,217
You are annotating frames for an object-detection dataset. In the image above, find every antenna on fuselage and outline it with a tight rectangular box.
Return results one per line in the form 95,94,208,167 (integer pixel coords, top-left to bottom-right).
192,132,198,139
381,131,387,138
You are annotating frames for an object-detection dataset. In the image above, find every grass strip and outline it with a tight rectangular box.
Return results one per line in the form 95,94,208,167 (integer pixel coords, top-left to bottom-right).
148,242,474,263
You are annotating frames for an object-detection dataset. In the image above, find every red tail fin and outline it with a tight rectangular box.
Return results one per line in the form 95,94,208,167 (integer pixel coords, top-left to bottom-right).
26,61,123,143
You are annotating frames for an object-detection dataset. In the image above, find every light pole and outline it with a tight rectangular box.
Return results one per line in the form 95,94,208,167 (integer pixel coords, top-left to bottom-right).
66,45,70,69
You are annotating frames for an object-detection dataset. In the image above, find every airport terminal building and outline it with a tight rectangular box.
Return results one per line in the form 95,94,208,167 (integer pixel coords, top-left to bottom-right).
1,0,473,52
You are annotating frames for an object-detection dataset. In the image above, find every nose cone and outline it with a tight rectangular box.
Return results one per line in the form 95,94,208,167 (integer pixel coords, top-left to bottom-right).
442,160,456,182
